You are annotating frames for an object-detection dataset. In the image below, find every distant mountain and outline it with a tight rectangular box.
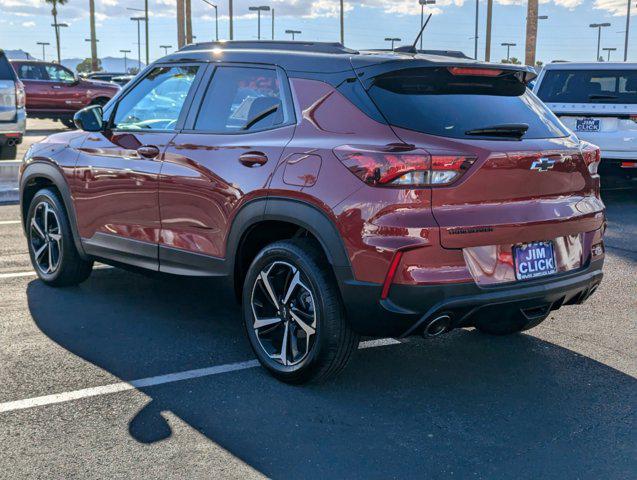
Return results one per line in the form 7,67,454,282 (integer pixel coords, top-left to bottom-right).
3,49,145,73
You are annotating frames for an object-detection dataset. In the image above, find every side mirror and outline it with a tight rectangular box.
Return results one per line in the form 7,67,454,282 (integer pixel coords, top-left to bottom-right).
73,105,104,132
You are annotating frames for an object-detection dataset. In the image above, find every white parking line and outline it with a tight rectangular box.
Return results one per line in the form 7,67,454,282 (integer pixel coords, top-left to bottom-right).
0,338,401,414
0,220,21,225
0,265,113,279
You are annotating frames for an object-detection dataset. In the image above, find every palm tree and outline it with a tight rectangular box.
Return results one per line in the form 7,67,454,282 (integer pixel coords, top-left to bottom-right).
44,0,68,63
89,0,98,72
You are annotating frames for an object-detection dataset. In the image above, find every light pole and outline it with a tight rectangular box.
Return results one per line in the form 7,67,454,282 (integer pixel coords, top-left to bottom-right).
501,42,516,62
37,42,50,62
51,22,68,64
535,15,548,65
474,0,479,59
286,29,301,41
419,0,436,51
340,0,344,45
84,38,99,69
128,7,149,65
229,0,234,40
590,23,611,61
385,37,401,51
271,8,275,40
201,0,219,41
120,49,131,73
624,1,635,61
603,47,617,61
248,6,270,41
131,17,145,70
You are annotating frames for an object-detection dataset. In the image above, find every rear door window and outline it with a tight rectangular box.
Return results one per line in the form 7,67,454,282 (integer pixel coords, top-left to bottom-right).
193,66,290,133
537,69,637,104
367,67,569,140
0,54,16,81
15,63,49,81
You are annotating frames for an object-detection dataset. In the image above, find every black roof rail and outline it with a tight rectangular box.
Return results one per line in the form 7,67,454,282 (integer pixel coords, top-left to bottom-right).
178,40,358,55
364,48,471,60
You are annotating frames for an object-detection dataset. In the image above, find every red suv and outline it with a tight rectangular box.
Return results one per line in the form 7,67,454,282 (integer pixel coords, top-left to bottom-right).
19,42,605,383
10,60,119,129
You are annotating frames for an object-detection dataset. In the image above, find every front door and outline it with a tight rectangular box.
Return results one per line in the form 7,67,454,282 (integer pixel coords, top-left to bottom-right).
43,63,85,113
159,65,296,274
73,64,203,269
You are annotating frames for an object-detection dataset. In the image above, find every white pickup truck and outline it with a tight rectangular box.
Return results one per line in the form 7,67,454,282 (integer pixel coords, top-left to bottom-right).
0,50,26,160
534,62,637,188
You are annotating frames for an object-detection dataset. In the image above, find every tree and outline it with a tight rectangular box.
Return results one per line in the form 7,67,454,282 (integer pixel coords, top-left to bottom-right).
44,0,68,63
525,0,539,66
535,60,543,68
76,58,102,74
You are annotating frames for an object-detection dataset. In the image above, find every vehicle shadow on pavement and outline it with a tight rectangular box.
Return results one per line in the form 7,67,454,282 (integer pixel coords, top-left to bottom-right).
27,269,636,479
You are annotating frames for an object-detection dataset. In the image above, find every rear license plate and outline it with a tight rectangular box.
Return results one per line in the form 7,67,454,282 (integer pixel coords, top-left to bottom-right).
576,118,600,132
513,241,557,280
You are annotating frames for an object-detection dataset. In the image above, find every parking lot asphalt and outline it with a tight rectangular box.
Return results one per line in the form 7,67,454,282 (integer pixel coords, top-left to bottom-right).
0,123,635,479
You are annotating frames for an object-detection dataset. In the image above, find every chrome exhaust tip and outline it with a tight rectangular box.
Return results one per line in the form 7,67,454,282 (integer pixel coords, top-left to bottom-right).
6,139,16,147
422,314,452,338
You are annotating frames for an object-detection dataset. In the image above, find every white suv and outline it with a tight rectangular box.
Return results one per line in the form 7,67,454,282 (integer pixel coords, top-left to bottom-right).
534,62,637,188
0,49,26,160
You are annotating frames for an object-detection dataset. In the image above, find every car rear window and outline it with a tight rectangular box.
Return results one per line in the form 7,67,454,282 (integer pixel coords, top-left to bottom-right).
367,67,569,140
537,69,637,104
0,54,16,81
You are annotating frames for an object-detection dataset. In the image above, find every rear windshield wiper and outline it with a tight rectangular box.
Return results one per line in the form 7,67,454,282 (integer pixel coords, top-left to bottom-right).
465,123,529,139
589,94,618,100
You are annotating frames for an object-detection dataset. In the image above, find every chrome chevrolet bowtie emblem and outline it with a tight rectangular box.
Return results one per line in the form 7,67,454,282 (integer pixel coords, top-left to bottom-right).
530,158,556,172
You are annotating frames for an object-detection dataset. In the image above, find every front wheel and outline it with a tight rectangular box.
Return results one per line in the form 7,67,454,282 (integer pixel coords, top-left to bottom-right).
26,188,93,286
242,239,359,384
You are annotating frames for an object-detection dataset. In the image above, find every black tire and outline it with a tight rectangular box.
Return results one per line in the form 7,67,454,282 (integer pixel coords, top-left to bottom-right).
0,144,17,160
474,312,548,336
61,117,76,129
242,239,359,384
26,188,93,287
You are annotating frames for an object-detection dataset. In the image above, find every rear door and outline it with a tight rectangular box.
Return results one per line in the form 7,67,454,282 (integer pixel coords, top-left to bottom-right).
366,66,605,250
12,62,50,111
159,64,296,272
535,68,637,158
0,53,16,122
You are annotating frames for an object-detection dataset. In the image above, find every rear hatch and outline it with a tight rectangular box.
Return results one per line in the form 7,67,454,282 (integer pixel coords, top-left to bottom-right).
364,64,605,249
535,68,637,157
0,52,17,123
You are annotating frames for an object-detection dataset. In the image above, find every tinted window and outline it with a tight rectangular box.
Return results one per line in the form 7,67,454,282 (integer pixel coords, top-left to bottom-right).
537,69,637,104
45,64,75,82
368,67,569,140
194,66,286,133
0,54,16,81
113,65,198,131
15,63,48,81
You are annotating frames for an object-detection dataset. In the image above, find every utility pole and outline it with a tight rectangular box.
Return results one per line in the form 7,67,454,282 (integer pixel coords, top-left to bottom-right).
590,23,611,61
485,0,493,61
37,42,50,62
525,0,538,66
474,0,479,59
177,0,185,48
419,1,436,51
285,29,301,41
340,0,344,44
89,0,98,71
185,0,193,44
120,49,131,73
624,0,633,61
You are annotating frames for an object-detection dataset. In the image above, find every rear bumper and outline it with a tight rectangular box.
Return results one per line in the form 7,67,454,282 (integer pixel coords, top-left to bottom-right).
0,109,26,144
337,258,604,338
600,158,637,188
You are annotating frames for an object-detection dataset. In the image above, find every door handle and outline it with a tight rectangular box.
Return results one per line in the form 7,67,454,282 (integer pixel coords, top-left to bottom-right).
52,85,62,89
239,152,268,168
137,145,161,159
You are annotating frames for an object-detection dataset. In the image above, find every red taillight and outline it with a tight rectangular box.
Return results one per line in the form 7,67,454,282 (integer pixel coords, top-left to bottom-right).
629,115,637,123
381,251,403,300
334,145,475,187
580,141,601,175
448,67,503,77
15,81,25,109
621,161,637,169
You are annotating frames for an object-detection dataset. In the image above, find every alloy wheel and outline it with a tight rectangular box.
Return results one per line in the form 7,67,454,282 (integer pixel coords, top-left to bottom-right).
29,201,62,275
250,261,317,366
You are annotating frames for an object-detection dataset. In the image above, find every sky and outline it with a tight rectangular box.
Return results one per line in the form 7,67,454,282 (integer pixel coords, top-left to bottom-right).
0,0,634,64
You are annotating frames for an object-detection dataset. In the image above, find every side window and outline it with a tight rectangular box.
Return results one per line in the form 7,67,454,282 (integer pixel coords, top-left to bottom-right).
112,65,199,131
17,64,48,81
45,65,75,83
194,66,287,133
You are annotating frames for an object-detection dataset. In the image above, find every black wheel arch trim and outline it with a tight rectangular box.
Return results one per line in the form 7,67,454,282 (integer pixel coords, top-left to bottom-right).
20,161,88,259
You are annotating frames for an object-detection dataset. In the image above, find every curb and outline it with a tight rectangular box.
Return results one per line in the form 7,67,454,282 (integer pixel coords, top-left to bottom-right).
0,161,20,204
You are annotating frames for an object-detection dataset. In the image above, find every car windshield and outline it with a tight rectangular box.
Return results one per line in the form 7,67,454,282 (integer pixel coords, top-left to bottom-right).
367,67,569,140
537,69,637,104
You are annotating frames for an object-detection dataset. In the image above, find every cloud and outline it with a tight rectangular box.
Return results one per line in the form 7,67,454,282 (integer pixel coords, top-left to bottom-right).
594,0,635,16
21,21,36,27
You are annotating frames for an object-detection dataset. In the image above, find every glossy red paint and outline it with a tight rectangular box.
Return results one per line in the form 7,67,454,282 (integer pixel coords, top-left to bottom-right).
10,60,119,118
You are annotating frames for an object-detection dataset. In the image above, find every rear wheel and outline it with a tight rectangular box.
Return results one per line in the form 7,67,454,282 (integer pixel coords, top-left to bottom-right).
242,239,359,384
26,188,93,286
475,312,548,336
0,144,17,160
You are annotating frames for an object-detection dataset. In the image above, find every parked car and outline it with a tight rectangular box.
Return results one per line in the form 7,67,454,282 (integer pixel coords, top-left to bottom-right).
0,49,26,159
534,62,637,188
20,42,605,383
110,75,135,87
86,72,127,82
10,60,120,129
